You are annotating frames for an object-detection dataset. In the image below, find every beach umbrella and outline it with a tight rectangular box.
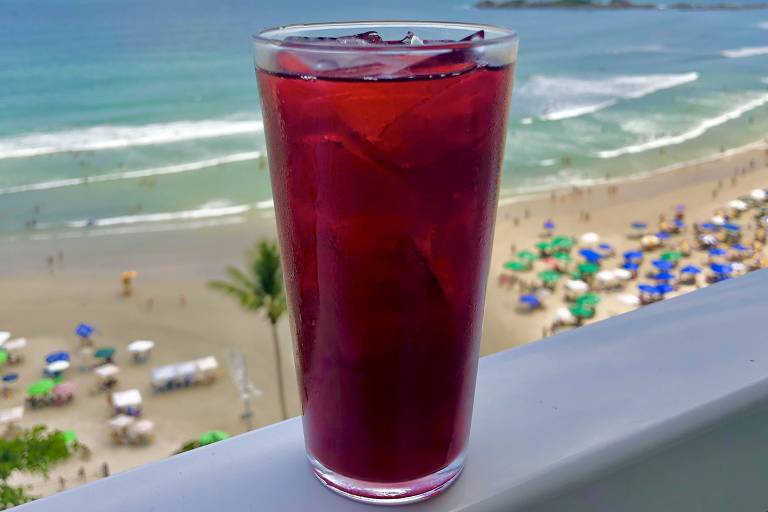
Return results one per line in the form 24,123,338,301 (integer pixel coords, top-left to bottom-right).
94,347,116,360
551,236,574,250
660,251,682,262
46,360,70,373
62,430,77,445
0,332,10,344
710,262,733,273
45,351,70,364
597,243,614,257
517,250,539,262
680,265,702,274
554,307,576,324
723,223,741,232
199,430,230,446
535,241,552,253
732,243,749,252
576,293,601,306
579,249,602,262
504,261,528,272
699,222,717,232
638,284,657,294
709,247,727,257
127,340,155,353
564,280,589,293
613,268,633,281
674,218,684,229
569,305,595,320
617,294,641,306
652,260,674,271
577,263,600,275
553,252,573,262
543,220,555,231
641,234,660,248
656,283,674,295
2,373,18,383
751,189,767,201
519,294,542,308
654,272,675,281
75,323,95,338
711,215,725,226
579,232,600,247
727,199,748,211
538,270,561,284
0,351,7,365
630,221,648,231
28,379,55,397
655,232,671,240
623,250,643,261
622,261,640,271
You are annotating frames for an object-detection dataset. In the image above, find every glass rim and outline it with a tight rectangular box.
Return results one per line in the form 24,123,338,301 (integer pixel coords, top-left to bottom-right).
252,20,518,53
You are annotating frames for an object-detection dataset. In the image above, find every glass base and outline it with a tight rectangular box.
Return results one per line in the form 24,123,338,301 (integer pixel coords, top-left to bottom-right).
308,450,465,506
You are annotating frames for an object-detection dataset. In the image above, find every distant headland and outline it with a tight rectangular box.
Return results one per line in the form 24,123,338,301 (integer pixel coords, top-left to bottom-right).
475,0,768,10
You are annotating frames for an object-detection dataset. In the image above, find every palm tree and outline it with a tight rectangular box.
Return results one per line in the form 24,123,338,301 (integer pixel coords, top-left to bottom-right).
209,240,288,420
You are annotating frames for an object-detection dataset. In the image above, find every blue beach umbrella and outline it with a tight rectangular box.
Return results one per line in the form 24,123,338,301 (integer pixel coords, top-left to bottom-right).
723,223,741,232
656,283,674,295
655,232,671,240
45,351,70,364
2,373,18,383
623,250,643,261
710,263,733,274
709,247,727,257
680,265,702,274
543,220,555,231
700,223,717,231
654,272,675,281
623,261,640,271
638,284,657,294
732,243,749,252
519,294,542,308
579,249,602,262
674,218,684,229
631,222,648,230
652,260,674,271
75,323,94,338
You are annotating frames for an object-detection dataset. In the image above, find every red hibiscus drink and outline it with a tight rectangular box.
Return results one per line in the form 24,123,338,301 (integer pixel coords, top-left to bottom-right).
253,22,517,504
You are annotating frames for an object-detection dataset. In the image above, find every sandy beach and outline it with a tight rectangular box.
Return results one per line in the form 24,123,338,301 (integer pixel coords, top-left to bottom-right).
1,134,767,497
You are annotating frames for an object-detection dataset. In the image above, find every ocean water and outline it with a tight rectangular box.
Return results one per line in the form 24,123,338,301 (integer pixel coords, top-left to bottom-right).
1,0,767,237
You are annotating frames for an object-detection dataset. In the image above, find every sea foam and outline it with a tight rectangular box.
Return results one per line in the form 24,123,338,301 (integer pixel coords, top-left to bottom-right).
597,92,768,159
66,204,252,228
0,118,264,160
722,46,768,58
518,72,699,122
0,152,263,195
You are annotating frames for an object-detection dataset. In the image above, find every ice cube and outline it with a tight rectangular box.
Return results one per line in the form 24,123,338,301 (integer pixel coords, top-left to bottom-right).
392,31,424,46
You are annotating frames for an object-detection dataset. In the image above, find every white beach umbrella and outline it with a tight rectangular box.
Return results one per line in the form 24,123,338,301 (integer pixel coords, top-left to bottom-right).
0,406,24,425
565,279,589,292
617,294,641,307
111,389,142,408
613,268,633,281
727,199,748,211
127,340,155,353
579,232,600,247
2,338,26,352
711,215,725,226
0,332,10,345
46,360,70,373
108,415,135,429
94,364,120,378
554,307,576,324
731,262,747,276
641,235,660,249
750,189,767,201
596,270,616,283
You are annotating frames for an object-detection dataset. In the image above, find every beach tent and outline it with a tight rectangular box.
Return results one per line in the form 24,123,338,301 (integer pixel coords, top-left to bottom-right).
0,333,10,345
751,189,767,201
579,232,600,247
111,389,142,416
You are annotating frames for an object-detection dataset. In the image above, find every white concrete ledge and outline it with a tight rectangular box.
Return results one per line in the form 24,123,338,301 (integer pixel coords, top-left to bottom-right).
18,270,768,511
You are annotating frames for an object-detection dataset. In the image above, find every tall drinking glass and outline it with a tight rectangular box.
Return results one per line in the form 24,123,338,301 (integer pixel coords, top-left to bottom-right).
253,21,517,505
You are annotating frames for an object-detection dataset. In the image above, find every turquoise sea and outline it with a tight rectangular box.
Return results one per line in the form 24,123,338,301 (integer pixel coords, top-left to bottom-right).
1,0,767,238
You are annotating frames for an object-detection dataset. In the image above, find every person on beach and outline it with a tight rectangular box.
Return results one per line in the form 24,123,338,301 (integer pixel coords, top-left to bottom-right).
121,271,137,297
47,256,54,275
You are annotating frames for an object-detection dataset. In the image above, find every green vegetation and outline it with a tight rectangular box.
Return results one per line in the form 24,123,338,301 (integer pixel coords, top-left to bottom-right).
0,426,85,509
209,240,289,420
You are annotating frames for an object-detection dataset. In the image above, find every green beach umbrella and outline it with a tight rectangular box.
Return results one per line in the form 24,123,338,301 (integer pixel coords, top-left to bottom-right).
0,351,7,365
661,251,682,262
538,270,562,283
552,236,575,250
504,261,529,272
199,430,230,446
94,347,116,359
535,241,552,253
570,305,596,320
577,263,600,275
28,379,55,397
553,252,573,262
576,293,601,307
62,430,77,444
517,250,539,262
